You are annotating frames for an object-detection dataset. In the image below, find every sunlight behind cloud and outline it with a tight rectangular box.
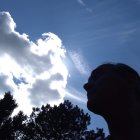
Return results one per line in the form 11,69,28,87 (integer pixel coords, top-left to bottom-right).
0,11,70,114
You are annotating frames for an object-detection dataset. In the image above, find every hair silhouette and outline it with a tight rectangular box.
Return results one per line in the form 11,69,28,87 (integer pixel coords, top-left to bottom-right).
84,63,140,140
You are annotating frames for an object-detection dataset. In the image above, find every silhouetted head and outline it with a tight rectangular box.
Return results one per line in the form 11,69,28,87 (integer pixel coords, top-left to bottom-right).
83,63,140,117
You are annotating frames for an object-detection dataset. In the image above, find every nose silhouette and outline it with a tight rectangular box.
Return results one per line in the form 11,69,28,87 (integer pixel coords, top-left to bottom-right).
83,83,88,90
83,83,93,91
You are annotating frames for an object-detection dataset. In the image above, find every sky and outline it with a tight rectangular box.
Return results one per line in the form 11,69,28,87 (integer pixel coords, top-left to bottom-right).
0,0,140,135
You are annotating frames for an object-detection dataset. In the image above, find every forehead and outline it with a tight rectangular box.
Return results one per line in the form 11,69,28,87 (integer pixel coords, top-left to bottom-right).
88,65,115,83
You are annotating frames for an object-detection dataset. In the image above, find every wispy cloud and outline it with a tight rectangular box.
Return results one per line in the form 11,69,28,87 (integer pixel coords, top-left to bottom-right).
68,50,90,76
77,0,92,12
66,86,86,103
118,28,137,42
77,0,86,6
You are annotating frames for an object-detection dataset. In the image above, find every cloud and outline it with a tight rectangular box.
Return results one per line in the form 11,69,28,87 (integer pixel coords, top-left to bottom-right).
0,74,13,93
77,0,86,6
65,86,87,104
29,79,60,106
77,0,92,12
68,50,90,75
0,11,69,114
118,28,137,43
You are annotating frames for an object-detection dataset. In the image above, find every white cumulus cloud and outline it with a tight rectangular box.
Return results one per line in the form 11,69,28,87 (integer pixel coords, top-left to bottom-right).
0,11,69,114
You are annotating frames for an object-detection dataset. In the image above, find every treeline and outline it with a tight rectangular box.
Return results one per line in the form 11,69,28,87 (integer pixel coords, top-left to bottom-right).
0,92,106,140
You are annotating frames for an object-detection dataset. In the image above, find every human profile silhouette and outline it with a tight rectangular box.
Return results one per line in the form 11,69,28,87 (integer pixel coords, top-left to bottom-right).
83,63,140,140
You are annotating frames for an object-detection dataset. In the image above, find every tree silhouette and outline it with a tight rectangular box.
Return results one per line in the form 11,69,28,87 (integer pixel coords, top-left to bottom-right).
0,92,17,124
22,100,105,140
0,93,105,140
0,92,17,139
0,92,27,139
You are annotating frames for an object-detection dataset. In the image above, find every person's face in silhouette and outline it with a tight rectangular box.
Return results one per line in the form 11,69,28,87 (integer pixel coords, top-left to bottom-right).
83,65,129,115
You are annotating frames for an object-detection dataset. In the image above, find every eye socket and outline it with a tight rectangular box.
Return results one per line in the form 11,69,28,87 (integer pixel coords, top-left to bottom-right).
84,83,93,91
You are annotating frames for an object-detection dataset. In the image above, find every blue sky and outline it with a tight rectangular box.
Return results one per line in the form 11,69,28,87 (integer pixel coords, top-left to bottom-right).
1,0,140,135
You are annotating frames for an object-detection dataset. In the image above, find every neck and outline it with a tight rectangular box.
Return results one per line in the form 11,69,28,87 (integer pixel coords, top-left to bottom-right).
104,110,140,140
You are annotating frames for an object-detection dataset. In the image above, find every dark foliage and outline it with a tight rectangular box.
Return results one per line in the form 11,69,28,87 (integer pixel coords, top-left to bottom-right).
0,93,105,140
0,92,17,139
21,100,105,140
0,92,27,139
